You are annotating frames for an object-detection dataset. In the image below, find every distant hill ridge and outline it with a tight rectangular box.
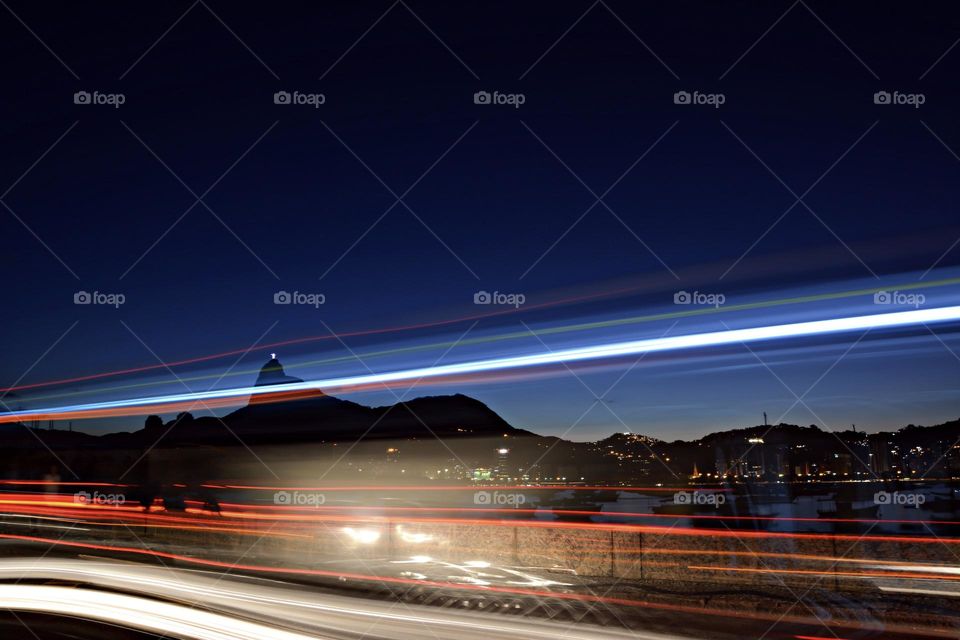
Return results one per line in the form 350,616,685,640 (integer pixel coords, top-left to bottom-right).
0,357,956,453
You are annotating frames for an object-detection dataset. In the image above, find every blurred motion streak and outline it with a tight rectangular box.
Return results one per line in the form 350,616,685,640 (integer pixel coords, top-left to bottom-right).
5,304,960,423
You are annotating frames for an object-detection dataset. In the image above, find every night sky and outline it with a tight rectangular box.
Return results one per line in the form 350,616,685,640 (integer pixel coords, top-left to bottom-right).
3,1,960,440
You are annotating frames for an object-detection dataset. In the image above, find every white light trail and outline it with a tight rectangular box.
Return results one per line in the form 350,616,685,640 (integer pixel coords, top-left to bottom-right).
5,305,960,421
0,559,676,640
0,584,315,640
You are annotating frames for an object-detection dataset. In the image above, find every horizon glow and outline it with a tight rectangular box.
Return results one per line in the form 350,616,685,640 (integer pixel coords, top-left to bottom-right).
4,305,960,422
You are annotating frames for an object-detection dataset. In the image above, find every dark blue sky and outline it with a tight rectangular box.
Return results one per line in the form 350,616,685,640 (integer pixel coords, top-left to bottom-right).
2,1,960,440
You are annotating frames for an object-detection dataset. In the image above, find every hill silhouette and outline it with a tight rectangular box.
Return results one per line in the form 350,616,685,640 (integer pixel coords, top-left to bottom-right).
87,357,536,447
0,356,957,483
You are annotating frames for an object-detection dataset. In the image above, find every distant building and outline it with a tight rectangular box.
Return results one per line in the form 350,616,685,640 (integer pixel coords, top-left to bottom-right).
495,447,510,481
870,439,891,475
472,467,493,482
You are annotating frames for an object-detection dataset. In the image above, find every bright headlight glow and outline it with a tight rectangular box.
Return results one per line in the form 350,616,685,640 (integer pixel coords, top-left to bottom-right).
341,527,381,544
5,305,960,422
397,526,433,544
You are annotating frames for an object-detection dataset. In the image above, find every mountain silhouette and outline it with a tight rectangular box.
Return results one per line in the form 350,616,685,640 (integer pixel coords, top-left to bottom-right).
254,355,305,388
93,357,535,446
0,356,957,484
